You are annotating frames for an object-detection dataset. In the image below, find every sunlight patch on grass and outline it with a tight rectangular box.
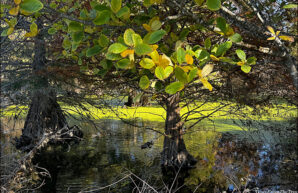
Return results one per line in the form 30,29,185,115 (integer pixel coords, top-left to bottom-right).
2,102,296,132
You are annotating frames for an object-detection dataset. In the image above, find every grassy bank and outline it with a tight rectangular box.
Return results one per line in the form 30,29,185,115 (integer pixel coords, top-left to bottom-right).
2,102,296,132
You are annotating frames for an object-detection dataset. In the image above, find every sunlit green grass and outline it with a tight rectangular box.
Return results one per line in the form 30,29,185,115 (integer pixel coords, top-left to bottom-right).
2,102,296,132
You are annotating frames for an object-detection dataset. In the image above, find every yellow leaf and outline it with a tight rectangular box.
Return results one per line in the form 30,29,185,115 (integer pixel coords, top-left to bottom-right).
181,66,193,72
121,49,134,57
185,54,194,64
129,53,134,62
143,24,151,32
225,26,234,36
150,44,158,51
24,32,35,37
201,64,214,77
91,56,97,62
200,77,213,91
149,50,159,63
159,54,172,68
30,23,38,34
267,36,275,40
7,27,14,35
14,0,21,5
84,26,94,34
215,31,225,36
62,50,67,56
237,61,245,66
267,26,275,35
279,35,294,42
197,68,202,78
275,31,280,36
210,55,220,61
9,6,19,16
149,16,160,27
20,9,31,16
24,22,39,38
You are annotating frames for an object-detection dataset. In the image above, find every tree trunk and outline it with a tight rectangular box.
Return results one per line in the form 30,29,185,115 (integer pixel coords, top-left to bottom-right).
15,19,82,151
161,93,197,168
15,90,69,151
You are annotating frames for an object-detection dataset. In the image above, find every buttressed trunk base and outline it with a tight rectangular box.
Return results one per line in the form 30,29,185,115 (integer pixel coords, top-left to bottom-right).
161,94,197,168
15,90,82,151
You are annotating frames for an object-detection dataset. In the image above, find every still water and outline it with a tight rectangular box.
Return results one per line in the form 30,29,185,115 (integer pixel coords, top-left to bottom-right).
1,118,297,192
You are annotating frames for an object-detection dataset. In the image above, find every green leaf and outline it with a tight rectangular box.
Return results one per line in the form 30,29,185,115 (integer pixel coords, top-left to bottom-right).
117,58,130,69
93,68,100,75
116,6,130,19
179,28,190,40
164,66,174,79
283,4,298,9
100,59,113,70
111,0,122,13
188,67,198,82
132,33,143,46
204,37,211,49
155,66,173,80
216,41,232,56
108,43,128,54
93,10,111,25
72,31,84,42
155,66,165,80
1,28,8,36
62,38,71,49
210,44,218,55
140,58,155,69
177,48,186,64
151,20,162,31
207,0,221,11
148,30,166,44
86,45,102,57
135,43,153,56
247,57,257,65
139,75,150,89
48,28,57,35
228,33,242,43
236,49,246,61
174,67,188,84
241,64,251,73
93,4,110,12
20,0,43,13
216,17,227,33
106,52,122,60
165,82,184,95
98,69,108,77
195,49,210,64
98,34,109,47
219,57,236,64
68,21,83,32
194,0,204,6
123,29,135,46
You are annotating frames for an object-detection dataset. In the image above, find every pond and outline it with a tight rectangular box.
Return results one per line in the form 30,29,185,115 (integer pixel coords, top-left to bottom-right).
1,118,297,192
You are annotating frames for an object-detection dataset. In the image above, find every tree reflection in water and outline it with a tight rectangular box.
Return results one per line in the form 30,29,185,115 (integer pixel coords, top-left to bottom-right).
2,119,297,192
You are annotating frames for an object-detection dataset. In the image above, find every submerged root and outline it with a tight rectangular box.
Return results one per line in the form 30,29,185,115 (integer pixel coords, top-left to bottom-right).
2,125,82,193
14,90,83,151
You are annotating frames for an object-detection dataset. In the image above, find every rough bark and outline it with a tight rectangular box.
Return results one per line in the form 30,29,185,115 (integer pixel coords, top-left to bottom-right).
15,18,82,151
161,93,197,168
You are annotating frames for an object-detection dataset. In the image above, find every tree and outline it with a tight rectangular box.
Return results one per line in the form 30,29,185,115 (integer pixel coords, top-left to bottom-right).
1,0,296,167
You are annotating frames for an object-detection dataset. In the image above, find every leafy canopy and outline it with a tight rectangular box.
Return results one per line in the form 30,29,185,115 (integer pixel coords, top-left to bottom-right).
2,0,270,96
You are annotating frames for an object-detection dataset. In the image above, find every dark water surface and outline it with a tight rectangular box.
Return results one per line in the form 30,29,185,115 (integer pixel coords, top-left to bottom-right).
1,119,297,192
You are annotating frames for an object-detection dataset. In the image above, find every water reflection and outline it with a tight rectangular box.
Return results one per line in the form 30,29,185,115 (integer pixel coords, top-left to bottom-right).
1,118,297,192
